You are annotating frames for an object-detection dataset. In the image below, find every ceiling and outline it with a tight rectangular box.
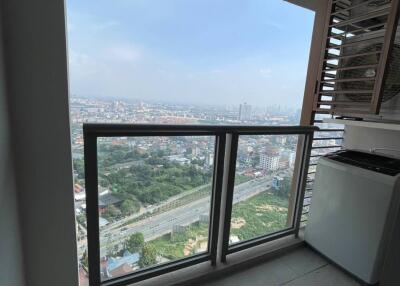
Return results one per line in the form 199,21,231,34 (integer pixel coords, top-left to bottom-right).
284,0,321,11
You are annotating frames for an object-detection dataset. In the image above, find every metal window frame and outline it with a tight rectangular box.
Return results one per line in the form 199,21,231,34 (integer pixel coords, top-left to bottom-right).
219,129,315,262
83,124,317,286
84,124,226,286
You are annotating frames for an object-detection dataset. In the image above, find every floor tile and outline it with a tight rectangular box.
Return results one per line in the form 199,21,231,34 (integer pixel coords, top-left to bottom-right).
276,248,328,276
282,264,361,286
199,259,296,286
196,247,360,286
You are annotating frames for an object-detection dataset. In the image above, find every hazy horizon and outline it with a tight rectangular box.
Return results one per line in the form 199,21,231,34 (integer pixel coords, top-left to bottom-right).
66,0,314,108
71,94,303,112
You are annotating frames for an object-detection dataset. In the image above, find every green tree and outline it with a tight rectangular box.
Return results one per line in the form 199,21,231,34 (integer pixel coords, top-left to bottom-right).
125,232,145,253
138,243,157,268
73,158,85,179
120,199,140,216
81,249,88,269
251,154,260,168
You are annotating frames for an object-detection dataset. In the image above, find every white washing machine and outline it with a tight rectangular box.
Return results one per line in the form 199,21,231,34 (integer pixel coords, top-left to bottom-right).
305,150,400,285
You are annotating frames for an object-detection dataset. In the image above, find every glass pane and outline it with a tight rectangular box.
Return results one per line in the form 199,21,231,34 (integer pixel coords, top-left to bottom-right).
96,136,215,280
228,134,300,245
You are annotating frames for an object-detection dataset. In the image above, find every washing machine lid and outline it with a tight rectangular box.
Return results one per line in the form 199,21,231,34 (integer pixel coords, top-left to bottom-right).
325,150,400,176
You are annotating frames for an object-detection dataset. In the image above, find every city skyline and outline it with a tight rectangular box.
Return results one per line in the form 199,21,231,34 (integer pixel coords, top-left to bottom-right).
70,94,303,114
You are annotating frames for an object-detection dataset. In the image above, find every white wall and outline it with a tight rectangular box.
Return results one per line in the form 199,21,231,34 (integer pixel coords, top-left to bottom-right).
1,1,79,285
344,126,400,158
0,12,25,286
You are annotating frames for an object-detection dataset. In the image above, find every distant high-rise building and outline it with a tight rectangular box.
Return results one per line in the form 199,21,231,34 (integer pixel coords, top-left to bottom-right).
259,150,280,171
205,152,214,166
239,103,252,121
192,146,200,157
275,136,287,145
281,150,296,168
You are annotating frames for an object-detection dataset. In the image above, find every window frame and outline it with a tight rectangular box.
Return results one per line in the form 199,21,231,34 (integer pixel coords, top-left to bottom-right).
220,130,314,262
84,124,316,286
84,125,226,286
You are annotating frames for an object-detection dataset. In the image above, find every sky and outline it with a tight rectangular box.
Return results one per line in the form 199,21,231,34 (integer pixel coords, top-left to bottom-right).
66,0,314,108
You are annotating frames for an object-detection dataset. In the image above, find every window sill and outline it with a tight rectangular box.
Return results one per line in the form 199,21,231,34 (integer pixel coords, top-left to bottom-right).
130,235,304,286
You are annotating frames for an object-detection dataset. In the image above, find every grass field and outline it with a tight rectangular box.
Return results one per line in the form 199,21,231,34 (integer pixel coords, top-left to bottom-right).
147,222,209,260
234,174,252,185
230,191,289,241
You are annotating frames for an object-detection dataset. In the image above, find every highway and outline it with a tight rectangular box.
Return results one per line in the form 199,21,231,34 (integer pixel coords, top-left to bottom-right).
98,173,286,256
104,183,211,232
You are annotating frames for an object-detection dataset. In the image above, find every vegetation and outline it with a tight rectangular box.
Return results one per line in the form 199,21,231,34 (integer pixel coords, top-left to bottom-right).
133,192,288,263
95,142,293,267
146,222,209,260
99,152,212,205
235,174,252,185
76,213,87,226
124,232,145,253
148,234,185,259
81,249,88,269
120,199,140,216
274,177,292,198
73,158,85,180
116,191,289,266
98,144,149,168
138,243,158,268
251,154,260,168
230,192,289,241
89,141,215,221
102,205,122,220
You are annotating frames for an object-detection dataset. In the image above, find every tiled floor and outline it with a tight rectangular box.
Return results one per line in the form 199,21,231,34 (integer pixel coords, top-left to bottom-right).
197,247,361,286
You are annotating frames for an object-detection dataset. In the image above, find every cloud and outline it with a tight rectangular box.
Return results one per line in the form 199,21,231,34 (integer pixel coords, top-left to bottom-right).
210,69,224,75
92,20,119,31
265,20,284,30
67,10,119,34
68,50,105,78
104,45,142,63
259,68,272,78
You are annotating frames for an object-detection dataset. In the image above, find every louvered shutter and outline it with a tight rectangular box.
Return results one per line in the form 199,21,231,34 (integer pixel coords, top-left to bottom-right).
313,0,400,117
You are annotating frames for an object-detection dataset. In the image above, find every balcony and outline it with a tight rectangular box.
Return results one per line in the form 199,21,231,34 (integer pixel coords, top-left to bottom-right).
83,124,316,286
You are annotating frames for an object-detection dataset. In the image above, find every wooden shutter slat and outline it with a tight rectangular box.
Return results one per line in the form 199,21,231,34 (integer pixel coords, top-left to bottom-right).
325,51,381,61
342,23,386,35
331,0,381,16
321,77,375,83
318,101,371,106
323,64,378,72
330,8,390,29
326,35,384,50
320,90,374,95
333,0,352,6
